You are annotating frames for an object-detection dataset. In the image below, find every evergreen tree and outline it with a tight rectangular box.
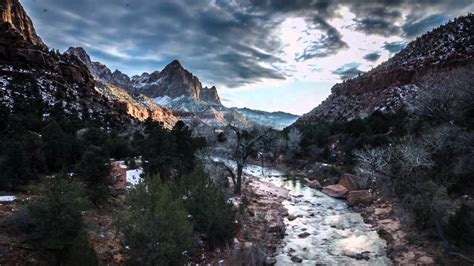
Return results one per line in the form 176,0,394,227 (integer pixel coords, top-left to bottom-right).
24,176,88,259
177,168,237,248
116,176,194,265
76,146,111,205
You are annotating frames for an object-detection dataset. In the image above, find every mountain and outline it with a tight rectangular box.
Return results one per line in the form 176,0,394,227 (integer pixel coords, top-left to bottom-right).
295,14,474,126
67,47,222,106
65,47,178,128
233,108,298,130
0,0,133,128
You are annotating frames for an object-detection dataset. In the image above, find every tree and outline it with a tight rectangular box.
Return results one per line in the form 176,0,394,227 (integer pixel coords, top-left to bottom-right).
23,176,88,260
116,176,194,265
76,146,111,205
176,168,237,248
286,127,302,158
224,124,268,194
41,121,77,172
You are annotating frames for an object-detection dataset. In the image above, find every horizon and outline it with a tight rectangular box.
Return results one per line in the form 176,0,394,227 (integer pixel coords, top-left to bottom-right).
22,0,473,115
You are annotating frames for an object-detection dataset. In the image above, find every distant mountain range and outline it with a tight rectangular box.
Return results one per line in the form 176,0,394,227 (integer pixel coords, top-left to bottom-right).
294,14,474,126
66,46,298,129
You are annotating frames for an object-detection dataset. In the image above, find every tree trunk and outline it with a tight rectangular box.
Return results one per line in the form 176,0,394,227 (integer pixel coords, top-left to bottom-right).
234,163,243,195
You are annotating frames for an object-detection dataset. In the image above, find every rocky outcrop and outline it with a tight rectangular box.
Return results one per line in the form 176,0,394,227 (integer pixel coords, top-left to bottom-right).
295,14,474,125
0,0,45,49
201,86,221,105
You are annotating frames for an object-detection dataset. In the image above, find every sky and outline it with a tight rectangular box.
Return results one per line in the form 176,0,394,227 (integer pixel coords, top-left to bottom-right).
22,0,473,115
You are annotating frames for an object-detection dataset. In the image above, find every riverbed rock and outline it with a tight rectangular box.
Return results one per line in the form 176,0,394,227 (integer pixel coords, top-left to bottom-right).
322,184,348,198
298,232,311,238
291,255,303,263
304,178,322,189
347,190,372,206
338,173,367,191
265,257,277,265
287,214,297,221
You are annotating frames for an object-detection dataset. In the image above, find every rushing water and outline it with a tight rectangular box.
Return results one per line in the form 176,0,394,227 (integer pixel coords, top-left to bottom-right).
243,164,392,266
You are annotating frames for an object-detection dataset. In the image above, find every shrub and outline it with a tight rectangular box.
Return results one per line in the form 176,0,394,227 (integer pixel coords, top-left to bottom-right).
177,168,237,248
24,176,88,252
446,204,474,245
116,176,194,265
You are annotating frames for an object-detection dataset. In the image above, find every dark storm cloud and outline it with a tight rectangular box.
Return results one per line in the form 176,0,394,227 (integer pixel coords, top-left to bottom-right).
296,16,349,61
383,42,406,54
21,0,473,87
363,52,381,62
402,14,447,38
333,63,364,80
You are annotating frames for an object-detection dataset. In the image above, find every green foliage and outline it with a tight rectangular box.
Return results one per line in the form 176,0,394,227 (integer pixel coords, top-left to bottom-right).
41,121,80,172
141,120,205,179
116,176,194,265
177,168,237,248
76,146,111,205
25,176,88,251
0,131,45,190
446,204,474,245
63,232,99,266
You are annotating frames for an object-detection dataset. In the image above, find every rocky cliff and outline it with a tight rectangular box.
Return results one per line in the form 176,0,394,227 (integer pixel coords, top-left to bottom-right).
0,0,134,128
0,0,45,49
295,14,474,125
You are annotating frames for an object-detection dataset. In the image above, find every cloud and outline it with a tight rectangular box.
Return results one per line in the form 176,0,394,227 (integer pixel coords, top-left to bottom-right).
333,63,364,80
402,14,447,38
296,16,349,61
383,41,406,54
22,0,473,90
363,52,381,62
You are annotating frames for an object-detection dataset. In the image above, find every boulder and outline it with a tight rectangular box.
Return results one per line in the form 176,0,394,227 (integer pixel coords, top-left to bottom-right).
322,184,348,198
338,173,367,191
347,190,372,206
304,178,322,189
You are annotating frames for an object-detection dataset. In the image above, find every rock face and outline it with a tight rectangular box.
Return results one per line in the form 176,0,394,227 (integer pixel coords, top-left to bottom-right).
294,14,474,125
95,82,177,129
322,184,349,198
0,0,45,49
0,0,132,128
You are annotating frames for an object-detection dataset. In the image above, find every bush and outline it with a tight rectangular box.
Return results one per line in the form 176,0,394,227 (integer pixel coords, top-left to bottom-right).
446,204,474,245
177,168,237,248
24,176,88,252
116,176,194,265
76,146,111,205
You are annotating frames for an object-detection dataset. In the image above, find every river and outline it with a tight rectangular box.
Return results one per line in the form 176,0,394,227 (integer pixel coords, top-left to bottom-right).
242,163,392,265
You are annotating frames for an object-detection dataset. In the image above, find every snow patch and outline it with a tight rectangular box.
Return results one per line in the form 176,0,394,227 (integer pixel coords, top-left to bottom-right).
126,168,143,186
0,195,16,202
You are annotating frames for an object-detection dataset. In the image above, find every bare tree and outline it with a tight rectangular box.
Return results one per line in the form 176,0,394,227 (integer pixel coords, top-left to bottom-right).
410,67,474,124
224,124,268,195
286,127,302,158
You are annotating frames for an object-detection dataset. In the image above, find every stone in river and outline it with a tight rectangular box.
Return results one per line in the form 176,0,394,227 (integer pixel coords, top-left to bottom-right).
291,255,303,263
298,232,311,238
288,214,297,221
322,184,348,198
